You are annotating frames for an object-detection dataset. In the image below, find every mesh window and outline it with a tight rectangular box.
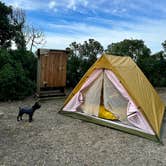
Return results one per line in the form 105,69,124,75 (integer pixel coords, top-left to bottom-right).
79,72,103,116
103,72,128,121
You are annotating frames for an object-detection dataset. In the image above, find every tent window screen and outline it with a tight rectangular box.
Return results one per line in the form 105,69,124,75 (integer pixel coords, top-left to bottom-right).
103,72,128,121
79,72,103,116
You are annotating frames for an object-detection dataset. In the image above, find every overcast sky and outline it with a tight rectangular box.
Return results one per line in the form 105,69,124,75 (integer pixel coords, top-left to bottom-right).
3,0,166,53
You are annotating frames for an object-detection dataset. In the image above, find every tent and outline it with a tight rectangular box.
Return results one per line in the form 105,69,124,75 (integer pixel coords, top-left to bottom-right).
59,54,165,142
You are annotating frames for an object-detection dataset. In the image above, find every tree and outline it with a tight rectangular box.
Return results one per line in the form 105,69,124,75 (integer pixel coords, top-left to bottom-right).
162,40,166,52
67,39,104,87
80,39,104,61
140,52,166,87
106,39,151,62
79,39,104,75
24,25,46,51
10,7,46,51
0,3,38,100
0,49,37,100
105,39,166,87
0,2,27,50
0,2,14,48
0,2,45,51
11,7,26,50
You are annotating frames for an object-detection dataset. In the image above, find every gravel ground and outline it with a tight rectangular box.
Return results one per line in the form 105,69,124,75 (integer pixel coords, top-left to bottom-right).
0,89,166,166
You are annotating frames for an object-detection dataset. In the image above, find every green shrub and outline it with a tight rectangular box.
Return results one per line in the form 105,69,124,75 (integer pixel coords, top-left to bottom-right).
0,49,36,100
138,55,166,87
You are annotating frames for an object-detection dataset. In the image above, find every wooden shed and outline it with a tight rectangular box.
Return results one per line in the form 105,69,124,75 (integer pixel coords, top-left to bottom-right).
36,49,68,98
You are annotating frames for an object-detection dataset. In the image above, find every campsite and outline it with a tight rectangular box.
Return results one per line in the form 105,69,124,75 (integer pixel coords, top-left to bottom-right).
0,88,166,165
1,1,166,166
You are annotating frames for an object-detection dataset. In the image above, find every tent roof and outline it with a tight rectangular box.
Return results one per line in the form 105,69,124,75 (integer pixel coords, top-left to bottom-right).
63,54,165,137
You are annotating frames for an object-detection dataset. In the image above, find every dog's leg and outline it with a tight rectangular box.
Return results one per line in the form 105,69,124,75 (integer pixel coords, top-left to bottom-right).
17,107,22,121
18,112,23,121
17,115,20,121
17,112,22,121
20,114,23,120
29,114,33,122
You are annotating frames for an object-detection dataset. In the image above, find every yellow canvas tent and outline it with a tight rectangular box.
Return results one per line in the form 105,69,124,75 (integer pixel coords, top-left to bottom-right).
60,54,165,141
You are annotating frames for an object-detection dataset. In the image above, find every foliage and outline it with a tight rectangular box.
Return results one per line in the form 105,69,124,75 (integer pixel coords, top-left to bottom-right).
12,8,26,50
0,49,37,100
67,39,104,87
106,39,151,61
138,47,166,87
0,2,38,100
67,38,165,87
162,40,166,52
0,1,45,51
0,2,26,50
67,54,82,87
106,39,166,87
0,2,14,48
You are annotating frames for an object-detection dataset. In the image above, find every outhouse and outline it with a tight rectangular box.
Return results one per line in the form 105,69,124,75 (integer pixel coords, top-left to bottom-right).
36,49,68,98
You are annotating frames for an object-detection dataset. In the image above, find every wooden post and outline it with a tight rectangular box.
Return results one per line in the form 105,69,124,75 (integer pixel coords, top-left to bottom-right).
36,50,41,95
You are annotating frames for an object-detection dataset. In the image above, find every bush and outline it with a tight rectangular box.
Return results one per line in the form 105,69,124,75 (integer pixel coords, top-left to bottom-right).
0,49,37,100
137,56,166,87
66,55,82,87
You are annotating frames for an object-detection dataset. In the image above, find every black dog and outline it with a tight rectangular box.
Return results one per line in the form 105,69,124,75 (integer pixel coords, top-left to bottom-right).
17,102,41,122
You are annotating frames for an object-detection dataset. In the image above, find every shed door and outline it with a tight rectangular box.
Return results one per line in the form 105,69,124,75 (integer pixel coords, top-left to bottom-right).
40,52,67,88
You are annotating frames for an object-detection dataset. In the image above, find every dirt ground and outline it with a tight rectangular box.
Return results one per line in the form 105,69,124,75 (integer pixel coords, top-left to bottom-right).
0,89,166,166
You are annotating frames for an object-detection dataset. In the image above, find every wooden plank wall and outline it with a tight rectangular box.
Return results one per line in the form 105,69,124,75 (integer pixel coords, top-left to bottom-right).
40,51,67,88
